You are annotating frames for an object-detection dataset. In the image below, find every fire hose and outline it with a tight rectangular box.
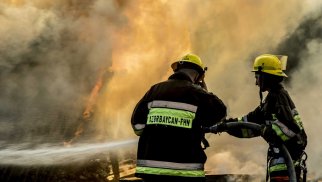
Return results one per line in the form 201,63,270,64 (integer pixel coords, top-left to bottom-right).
204,122,297,182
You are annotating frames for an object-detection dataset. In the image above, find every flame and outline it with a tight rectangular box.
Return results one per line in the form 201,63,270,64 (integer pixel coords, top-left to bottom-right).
82,69,106,119
64,69,107,146
2,0,321,178
94,0,192,140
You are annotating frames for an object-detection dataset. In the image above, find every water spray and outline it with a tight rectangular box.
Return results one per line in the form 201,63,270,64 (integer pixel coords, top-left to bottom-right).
0,139,138,166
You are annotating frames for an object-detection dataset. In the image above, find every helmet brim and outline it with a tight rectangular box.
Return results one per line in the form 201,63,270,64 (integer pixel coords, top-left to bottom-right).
252,70,288,77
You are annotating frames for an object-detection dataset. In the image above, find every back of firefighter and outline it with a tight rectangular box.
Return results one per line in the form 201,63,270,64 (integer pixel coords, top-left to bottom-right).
131,54,227,182
223,54,307,182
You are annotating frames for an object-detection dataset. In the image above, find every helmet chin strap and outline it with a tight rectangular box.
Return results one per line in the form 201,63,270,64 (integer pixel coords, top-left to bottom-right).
193,74,199,83
258,66,264,108
195,71,204,82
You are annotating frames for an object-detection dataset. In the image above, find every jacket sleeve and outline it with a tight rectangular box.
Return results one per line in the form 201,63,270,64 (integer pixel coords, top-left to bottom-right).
131,89,151,136
199,92,227,127
227,106,263,138
226,95,303,139
271,93,306,144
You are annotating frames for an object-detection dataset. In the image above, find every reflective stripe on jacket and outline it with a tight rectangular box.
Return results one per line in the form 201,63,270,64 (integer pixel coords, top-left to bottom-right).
147,101,197,129
136,160,205,177
131,72,227,178
227,83,307,176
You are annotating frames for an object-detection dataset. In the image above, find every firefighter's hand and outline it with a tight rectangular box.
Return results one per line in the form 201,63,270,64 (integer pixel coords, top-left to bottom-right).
261,125,281,144
216,118,238,133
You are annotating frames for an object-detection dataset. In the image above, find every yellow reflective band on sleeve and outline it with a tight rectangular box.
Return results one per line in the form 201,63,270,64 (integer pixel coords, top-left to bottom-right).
269,163,287,173
272,124,290,141
136,166,205,177
147,108,195,128
291,108,304,130
294,115,304,130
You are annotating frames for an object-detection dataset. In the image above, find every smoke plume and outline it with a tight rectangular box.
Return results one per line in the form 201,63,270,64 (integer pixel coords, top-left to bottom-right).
0,0,121,143
0,0,322,180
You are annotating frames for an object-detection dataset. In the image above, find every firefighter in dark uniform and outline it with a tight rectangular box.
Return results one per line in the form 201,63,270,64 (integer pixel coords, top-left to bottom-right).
220,54,307,181
131,54,227,182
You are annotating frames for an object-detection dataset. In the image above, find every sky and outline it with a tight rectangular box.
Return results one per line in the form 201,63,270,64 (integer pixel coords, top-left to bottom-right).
0,0,322,179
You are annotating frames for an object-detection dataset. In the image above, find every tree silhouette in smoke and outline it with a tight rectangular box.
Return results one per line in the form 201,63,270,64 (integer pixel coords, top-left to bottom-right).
274,12,322,78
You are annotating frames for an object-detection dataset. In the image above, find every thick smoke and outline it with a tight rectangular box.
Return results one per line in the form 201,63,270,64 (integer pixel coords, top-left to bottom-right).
291,40,322,179
284,13,322,177
1,0,322,180
272,9,322,179
275,13,322,76
0,0,121,143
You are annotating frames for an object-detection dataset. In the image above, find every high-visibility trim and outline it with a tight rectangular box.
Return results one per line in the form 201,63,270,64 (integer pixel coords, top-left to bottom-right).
136,166,205,177
270,157,285,166
133,124,146,130
294,115,303,130
269,163,287,173
147,108,195,128
292,108,304,130
137,160,204,170
269,156,300,173
148,100,198,112
272,124,289,141
272,120,296,141
132,124,146,136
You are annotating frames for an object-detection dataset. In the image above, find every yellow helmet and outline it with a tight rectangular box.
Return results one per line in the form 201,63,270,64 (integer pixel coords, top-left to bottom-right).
252,54,288,77
171,53,207,73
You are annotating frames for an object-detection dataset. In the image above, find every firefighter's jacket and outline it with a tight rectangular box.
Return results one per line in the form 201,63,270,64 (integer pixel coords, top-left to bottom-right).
131,72,227,178
228,83,307,175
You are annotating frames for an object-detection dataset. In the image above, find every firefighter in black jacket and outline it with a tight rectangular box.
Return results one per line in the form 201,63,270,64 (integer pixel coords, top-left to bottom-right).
219,54,307,182
131,53,227,182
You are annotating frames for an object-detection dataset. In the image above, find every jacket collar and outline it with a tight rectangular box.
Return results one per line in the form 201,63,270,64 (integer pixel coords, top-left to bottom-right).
269,83,284,92
168,72,193,83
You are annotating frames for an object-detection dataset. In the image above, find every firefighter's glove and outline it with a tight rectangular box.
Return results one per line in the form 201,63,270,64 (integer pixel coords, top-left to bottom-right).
261,125,280,145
